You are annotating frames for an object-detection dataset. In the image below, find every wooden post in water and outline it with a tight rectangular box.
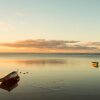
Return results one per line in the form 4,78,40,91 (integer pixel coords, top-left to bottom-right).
92,62,99,68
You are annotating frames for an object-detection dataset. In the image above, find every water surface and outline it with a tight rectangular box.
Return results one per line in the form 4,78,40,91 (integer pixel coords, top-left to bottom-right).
0,53,100,100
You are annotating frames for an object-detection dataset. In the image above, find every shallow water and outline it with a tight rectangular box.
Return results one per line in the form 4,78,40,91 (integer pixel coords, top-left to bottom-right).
0,53,100,100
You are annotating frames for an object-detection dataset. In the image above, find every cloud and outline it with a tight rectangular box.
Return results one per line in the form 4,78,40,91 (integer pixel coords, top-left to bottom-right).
0,21,14,32
0,39,99,53
86,42,100,46
68,45,99,50
0,39,79,48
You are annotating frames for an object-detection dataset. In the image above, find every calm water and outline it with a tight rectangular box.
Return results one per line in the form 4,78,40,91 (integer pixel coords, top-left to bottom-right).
0,53,100,100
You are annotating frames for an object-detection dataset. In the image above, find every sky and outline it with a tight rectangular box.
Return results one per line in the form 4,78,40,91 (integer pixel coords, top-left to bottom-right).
0,0,100,53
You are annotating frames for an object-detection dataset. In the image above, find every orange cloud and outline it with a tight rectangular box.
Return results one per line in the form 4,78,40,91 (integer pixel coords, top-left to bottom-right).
0,39,99,53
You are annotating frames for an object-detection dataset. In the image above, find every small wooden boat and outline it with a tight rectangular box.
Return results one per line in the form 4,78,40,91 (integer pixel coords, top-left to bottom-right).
0,71,20,92
0,71,20,84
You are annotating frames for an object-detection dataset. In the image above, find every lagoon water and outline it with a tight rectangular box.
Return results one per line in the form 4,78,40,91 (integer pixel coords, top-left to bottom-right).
0,53,100,100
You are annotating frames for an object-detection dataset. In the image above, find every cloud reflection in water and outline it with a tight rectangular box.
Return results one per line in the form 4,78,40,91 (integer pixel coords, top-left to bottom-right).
0,59,67,66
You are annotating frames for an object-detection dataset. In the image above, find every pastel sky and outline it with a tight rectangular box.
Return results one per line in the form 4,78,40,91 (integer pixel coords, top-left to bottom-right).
0,0,100,53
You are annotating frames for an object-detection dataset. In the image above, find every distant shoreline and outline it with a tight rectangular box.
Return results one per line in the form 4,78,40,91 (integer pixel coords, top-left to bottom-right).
0,52,99,55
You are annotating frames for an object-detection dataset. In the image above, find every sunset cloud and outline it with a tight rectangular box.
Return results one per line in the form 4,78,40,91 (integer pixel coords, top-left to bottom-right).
0,39,99,53
0,39,79,49
86,42,100,46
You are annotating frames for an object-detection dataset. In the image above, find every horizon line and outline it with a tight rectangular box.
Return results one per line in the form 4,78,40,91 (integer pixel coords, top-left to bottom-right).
0,52,99,54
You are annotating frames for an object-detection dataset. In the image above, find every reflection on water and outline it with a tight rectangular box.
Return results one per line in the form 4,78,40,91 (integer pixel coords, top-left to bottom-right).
0,59,67,65
15,59,66,65
0,53,100,100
